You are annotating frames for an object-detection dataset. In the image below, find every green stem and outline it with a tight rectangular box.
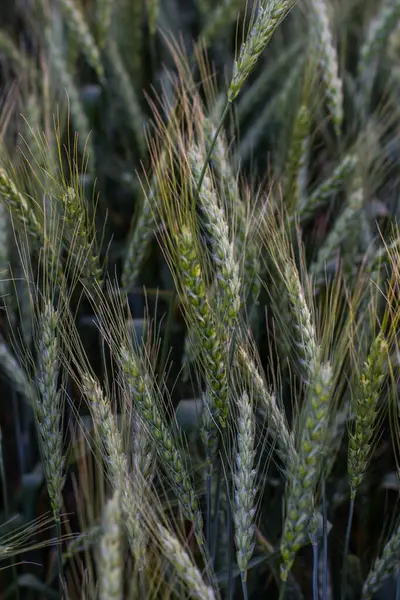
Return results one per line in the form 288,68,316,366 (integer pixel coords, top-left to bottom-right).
278,580,287,600
341,496,355,600
55,513,64,593
241,576,248,600
0,428,20,600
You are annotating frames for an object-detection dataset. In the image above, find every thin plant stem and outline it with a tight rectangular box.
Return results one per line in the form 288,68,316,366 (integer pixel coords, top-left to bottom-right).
241,578,248,600
0,428,20,600
206,467,212,549
341,497,355,600
279,581,287,600
197,100,230,193
226,472,233,600
211,459,222,566
159,288,177,373
322,478,328,600
312,537,318,600
55,514,64,591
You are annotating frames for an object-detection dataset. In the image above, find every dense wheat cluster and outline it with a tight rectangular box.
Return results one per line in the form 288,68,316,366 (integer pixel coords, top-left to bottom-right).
0,0,399,599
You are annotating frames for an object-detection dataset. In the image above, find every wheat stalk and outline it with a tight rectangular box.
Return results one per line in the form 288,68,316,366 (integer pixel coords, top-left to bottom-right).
362,520,400,600
99,489,123,600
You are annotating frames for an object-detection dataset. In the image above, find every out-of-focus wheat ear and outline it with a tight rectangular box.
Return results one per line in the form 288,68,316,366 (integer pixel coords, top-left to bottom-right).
95,0,112,50
200,0,244,45
119,346,204,540
309,0,343,137
146,0,159,37
190,144,241,329
284,259,318,380
0,204,9,301
158,524,216,600
34,302,66,519
58,0,105,83
280,361,332,582
105,40,145,156
0,30,29,72
99,489,123,600
113,0,143,83
234,391,257,583
359,0,400,94
236,343,296,466
228,0,296,102
348,332,388,499
45,18,94,163
121,183,157,293
0,334,33,403
362,521,400,600
284,103,310,213
298,154,357,221
177,226,229,428
81,375,143,560
310,180,364,284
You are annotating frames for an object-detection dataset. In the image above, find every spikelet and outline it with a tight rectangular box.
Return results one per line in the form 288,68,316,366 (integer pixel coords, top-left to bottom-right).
298,154,357,220
190,144,241,328
280,361,332,581
177,226,229,429
99,489,123,600
158,525,215,600
362,521,400,600
119,346,203,538
234,391,257,581
58,0,105,82
33,301,65,518
309,0,343,137
228,0,296,102
348,333,387,499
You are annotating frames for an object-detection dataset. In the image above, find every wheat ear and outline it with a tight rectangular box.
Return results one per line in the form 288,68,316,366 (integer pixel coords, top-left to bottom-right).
234,391,257,582
348,333,387,499
158,525,215,600
99,489,123,600
309,0,343,136
236,344,296,465
362,520,400,600
228,0,296,102
280,361,332,581
95,0,112,50
298,154,357,221
119,346,204,538
190,144,241,328
58,0,105,82
82,375,143,559
178,226,229,429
